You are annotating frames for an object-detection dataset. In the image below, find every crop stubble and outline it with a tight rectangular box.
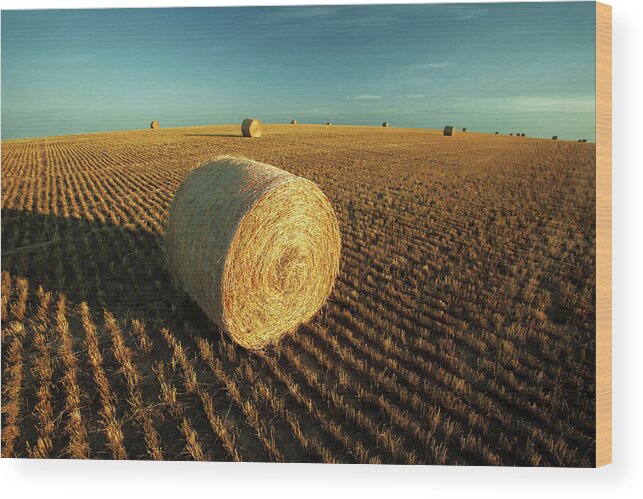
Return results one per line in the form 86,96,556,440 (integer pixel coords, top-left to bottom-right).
1,124,596,465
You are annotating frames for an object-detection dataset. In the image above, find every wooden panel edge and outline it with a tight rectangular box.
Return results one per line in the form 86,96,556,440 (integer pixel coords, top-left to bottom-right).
595,0,612,467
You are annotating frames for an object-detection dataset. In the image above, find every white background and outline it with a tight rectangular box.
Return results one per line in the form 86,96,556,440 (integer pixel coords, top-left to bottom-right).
0,0,641,497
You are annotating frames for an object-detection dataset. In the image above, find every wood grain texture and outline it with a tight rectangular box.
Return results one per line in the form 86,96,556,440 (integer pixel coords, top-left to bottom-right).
595,1,612,467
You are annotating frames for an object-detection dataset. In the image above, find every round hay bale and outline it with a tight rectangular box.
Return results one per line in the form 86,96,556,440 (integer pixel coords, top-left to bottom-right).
382,122,390,127
150,120,160,129
521,133,526,137
495,131,499,135
443,125,455,136
241,118,262,138
462,127,467,132
552,135,558,140
166,156,341,350
290,120,298,125
509,133,513,136
581,138,587,142
326,122,332,126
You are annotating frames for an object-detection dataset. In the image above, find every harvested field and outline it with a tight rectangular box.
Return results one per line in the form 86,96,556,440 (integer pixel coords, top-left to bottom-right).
1,124,596,465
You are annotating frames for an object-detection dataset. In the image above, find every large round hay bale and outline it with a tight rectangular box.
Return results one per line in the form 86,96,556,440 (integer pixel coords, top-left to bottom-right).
443,125,455,136
382,122,390,127
150,120,160,129
166,156,341,350
552,135,558,140
290,120,298,125
462,127,467,132
326,122,332,126
241,118,262,138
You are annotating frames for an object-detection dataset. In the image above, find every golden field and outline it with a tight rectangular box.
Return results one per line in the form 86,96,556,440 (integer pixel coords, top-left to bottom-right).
1,124,596,465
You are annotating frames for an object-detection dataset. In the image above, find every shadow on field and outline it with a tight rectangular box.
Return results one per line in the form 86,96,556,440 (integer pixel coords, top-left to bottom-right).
186,133,241,138
1,208,217,340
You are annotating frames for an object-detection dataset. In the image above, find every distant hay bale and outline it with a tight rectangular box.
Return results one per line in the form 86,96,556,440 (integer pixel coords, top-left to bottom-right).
382,122,390,127
326,122,333,126
509,133,513,136
582,139,587,142
166,156,341,350
291,120,298,125
552,135,558,140
241,118,262,138
578,139,582,142
462,127,467,132
521,133,526,137
443,125,455,136
495,131,499,135
150,120,160,129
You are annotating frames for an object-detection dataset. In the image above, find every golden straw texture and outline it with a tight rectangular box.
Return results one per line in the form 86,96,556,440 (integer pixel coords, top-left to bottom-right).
166,156,341,350
241,119,262,137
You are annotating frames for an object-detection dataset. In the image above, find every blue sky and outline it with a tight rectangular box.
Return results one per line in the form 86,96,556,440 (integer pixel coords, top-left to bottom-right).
1,3,596,140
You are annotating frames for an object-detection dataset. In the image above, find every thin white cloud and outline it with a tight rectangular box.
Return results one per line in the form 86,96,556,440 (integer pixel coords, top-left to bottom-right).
470,96,595,113
411,62,453,70
354,94,383,100
405,94,427,99
263,6,341,21
448,6,489,21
